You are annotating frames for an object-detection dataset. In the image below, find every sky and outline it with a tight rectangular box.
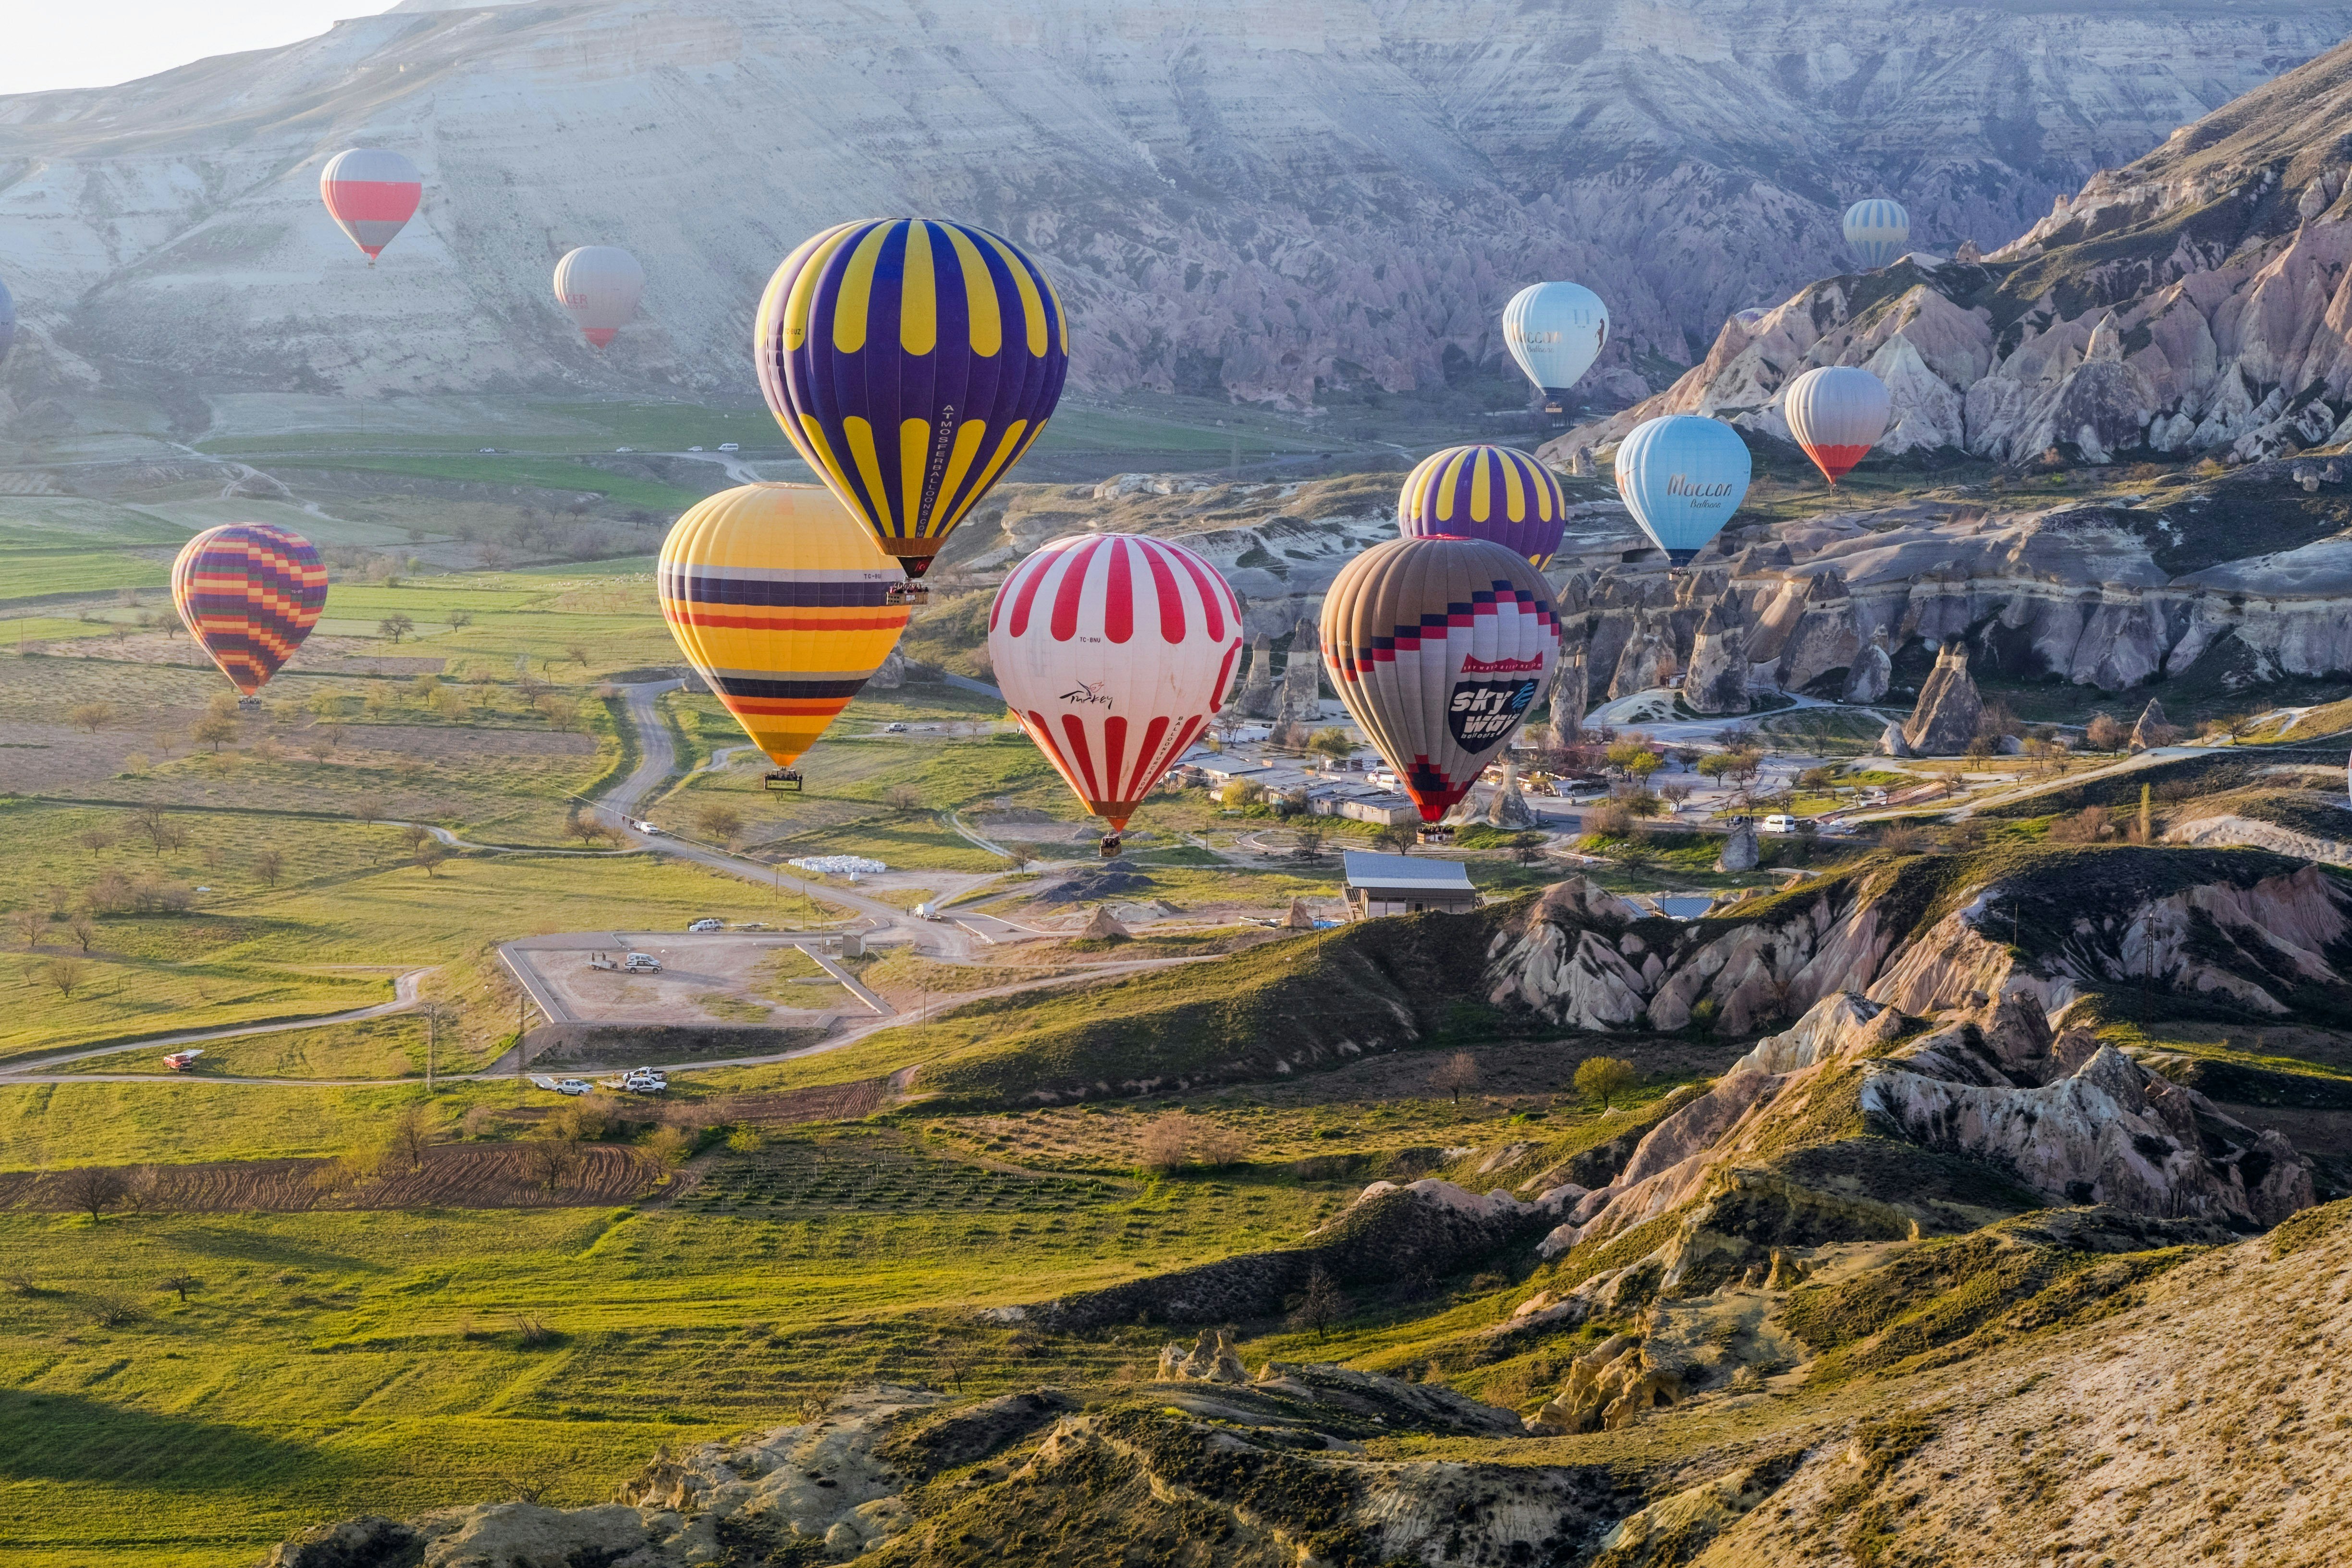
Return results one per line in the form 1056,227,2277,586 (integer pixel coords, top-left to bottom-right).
0,0,401,97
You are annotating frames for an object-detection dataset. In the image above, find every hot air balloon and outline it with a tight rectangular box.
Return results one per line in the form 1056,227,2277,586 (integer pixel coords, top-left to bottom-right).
1321,536,1558,839
1782,366,1891,486
170,524,329,706
0,277,15,367
989,533,1243,858
553,246,645,349
1503,282,1608,416
1397,445,1567,568
756,219,1069,591
1842,199,1911,269
1613,416,1752,566
1731,307,1772,331
319,149,422,266
657,484,910,792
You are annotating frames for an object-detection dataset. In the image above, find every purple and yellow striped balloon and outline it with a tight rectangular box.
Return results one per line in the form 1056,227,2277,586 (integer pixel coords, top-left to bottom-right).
1397,444,1568,569
755,220,1069,579
169,524,329,696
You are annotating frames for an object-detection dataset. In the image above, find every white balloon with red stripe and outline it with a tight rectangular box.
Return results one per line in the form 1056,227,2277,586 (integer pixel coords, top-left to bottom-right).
318,148,422,265
989,533,1244,838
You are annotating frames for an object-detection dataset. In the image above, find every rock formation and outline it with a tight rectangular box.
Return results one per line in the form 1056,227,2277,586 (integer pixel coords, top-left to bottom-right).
1554,35,2352,470
1547,643,1587,743
1275,619,1324,723
2128,698,2174,750
10,1,2343,427
1607,615,1672,700
1156,1328,1249,1384
1715,820,1759,872
1235,636,1278,719
1078,906,1131,941
1901,640,1984,755
1842,626,1893,704
1681,603,1750,715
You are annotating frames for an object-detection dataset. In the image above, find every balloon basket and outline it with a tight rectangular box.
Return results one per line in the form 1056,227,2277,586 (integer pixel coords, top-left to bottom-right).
1416,825,1455,846
1097,833,1123,859
885,583,929,606
237,696,262,714
763,768,804,794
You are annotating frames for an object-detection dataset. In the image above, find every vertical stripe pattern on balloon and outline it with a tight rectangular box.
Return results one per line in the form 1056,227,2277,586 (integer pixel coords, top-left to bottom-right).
755,220,1069,574
1397,444,1567,566
1319,536,1559,823
657,485,909,769
988,534,1243,832
1841,198,1911,269
170,525,330,696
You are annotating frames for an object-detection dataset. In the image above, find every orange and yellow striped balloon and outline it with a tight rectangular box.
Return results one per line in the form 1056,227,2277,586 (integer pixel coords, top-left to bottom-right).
656,485,909,768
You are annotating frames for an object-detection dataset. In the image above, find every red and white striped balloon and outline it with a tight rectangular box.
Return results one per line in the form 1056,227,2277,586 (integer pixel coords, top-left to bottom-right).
319,148,422,265
989,534,1244,833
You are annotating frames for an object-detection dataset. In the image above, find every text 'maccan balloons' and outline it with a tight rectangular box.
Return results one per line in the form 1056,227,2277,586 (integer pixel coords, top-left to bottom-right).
1782,365,1891,486
170,524,330,697
989,534,1243,840
657,485,909,776
319,149,422,265
1842,198,1911,269
1397,445,1567,569
552,247,646,349
1502,282,1608,399
756,219,1070,580
1321,536,1560,824
1613,416,1752,565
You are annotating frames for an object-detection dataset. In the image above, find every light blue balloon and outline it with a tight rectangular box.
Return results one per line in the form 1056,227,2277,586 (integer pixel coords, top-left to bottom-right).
0,278,14,368
1503,281,1608,395
1842,198,1911,269
1613,416,1752,565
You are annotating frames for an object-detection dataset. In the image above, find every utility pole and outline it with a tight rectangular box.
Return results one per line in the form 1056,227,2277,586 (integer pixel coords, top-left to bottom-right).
426,1004,436,1092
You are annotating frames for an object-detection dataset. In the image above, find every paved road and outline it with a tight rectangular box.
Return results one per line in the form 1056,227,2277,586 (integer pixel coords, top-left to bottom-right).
0,968,434,1079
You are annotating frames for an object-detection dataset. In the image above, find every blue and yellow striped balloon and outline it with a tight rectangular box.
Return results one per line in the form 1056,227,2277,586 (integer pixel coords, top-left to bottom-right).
1397,445,1567,568
756,220,1069,578
1842,199,1911,269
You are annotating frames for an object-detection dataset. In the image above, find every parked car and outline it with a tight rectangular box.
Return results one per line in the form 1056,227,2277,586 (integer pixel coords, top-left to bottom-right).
687,445,704,452
686,918,724,932
623,952,662,972
883,722,908,733
718,442,740,452
555,1078,593,1096
1762,813,1801,833
622,1069,667,1094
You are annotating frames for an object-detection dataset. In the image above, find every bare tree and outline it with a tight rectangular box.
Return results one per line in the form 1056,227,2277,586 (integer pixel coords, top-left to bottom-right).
1138,1113,1191,1175
68,913,96,954
193,716,238,752
1193,1123,1250,1169
388,1103,435,1173
42,958,90,999
54,1164,128,1219
564,809,610,848
1288,1266,1348,1341
1430,1051,1480,1107
883,784,922,813
129,806,171,856
12,910,43,950
160,1272,202,1303
520,1136,578,1192
565,644,590,668
416,842,449,877
378,614,417,644
76,828,115,858
68,702,116,734
695,802,746,846
253,849,284,888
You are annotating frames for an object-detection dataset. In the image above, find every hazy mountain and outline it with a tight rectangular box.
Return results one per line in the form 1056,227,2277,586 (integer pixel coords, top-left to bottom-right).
1558,31,2352,467
0,0,2344,430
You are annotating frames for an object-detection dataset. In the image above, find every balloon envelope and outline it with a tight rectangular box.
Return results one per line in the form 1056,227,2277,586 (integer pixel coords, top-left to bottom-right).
657,484,910,769
1783,366,1891,485
170,524,329,696
756,219,1069,578
1732,307,1771,330
553,246,645,348
989,533,1243,833
319,148,422,262
0,277,14,366
1398,445,1567,568
1503,282,1608,395
1842,199,1911,269
1321,536,1559,823
1614,416,1752,565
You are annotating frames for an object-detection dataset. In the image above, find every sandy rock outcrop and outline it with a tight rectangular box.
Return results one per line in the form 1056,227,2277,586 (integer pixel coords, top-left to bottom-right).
1901,640,1984,755
1715,820,1760,872
1158,1328,1249,1384
1682,604,1750,715
1842,626,1893,704
2127,697,2174,749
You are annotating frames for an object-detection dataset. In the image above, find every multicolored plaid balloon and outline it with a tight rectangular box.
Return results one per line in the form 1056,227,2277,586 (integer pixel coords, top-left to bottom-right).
170,524,330,696
755,220,1069,578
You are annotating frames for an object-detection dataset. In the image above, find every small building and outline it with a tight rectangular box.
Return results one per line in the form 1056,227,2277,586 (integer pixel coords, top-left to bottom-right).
1342,851,1478,919
1310,785,1418,826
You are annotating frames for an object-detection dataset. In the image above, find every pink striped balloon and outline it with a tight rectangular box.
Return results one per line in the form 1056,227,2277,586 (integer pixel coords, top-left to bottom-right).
988,534,1243,833
319,149,422,265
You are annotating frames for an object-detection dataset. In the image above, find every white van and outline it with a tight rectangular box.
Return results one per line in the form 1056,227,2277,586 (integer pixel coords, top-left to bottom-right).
718,442,740,452
623,952,663,972
1762,813,1800,833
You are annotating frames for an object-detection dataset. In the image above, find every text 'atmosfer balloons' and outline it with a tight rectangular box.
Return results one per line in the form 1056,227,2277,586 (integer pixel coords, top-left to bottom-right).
756,219,1069,580
657,485,909,776
1842,198,1911,269
170,524,329,697
319,148,422,265
1321,536,1559,824
1783,365,1891,485
1613,416,1752,565
553,246,646,349
989,534,1244,841
1397,445,1567,568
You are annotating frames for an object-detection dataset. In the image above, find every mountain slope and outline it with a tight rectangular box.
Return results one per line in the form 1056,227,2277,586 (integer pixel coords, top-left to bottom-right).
0,0,2344,429
1559,31,2352,467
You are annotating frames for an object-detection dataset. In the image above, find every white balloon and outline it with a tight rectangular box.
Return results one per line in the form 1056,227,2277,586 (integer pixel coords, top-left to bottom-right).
553,246,646,348
1782,366,1891,485
1503,282,1608,396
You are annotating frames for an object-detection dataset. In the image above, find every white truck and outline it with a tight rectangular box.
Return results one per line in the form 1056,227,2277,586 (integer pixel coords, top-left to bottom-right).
623,952,662,972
